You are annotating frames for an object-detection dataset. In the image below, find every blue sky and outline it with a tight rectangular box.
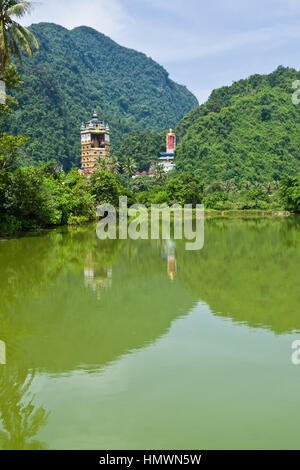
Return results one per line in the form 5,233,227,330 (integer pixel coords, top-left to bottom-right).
23,0,300,103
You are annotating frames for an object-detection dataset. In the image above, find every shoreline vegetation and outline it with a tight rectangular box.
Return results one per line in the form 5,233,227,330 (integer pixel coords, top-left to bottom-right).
0,163,299,238
1,216,298,242
1,208,298,240
0,8,299,238
0,168,298,240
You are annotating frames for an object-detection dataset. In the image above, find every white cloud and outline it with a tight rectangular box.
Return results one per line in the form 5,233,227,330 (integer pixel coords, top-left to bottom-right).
22,1,300,64
119,18,300,64
22,0,130,37
19,0,300,107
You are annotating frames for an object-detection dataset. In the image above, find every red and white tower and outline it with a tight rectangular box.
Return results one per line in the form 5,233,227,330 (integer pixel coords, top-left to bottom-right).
159,129,176,173
166,129,176,154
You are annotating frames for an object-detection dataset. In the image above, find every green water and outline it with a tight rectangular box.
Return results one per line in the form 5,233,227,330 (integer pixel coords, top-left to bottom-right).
0,217,300,450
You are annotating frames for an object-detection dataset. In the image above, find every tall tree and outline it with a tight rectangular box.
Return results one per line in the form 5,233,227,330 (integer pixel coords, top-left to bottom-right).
96,156,120,174
153,165,166,183
0,1,39,73
123,156,137,176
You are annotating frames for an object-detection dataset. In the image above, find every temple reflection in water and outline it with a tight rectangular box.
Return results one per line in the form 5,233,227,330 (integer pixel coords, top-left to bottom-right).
84,253,112,298
162,240,177,281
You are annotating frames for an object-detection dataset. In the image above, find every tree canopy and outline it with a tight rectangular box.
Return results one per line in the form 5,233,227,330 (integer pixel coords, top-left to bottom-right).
175,66,300,185
6,22,198,169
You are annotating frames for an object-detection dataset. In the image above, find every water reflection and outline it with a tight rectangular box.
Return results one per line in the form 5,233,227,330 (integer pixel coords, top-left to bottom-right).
162,240,177,281
176,217,300,333
0,232,191,372
0,217,299,449
0,368,49,450
84,253,112,299
0,218,299,376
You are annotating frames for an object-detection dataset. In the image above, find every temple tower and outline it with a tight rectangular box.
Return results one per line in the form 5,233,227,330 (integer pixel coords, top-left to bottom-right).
79,111,111,174
159,129,176,173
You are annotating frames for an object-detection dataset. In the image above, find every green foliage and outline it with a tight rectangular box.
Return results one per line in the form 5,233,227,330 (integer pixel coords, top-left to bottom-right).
165,172,203,205
279,175,300,212
3,166,61,228
7,22,197,169
0,62,24,117
175,66,300,185
132,172,203,207
44,169,95,225
235,189,271,210
0,133,29,170
203,191,230,210
117,130,166,172
130,175,155,193
0,1,39,72
123,156,137,176
0,162,96,234
90,170,122,206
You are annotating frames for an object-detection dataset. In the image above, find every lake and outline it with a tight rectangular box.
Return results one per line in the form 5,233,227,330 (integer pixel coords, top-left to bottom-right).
0,217,299,450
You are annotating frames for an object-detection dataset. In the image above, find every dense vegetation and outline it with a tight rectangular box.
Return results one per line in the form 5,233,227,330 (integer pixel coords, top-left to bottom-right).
5,22,197,169
0,10,299,237
1,158,299,236
175,66,300,185
116,130,166,172
1,66,299,236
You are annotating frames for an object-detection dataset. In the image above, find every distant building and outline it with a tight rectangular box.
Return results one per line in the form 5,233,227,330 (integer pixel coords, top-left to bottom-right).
159,129,176,173
132,170,154,179
79,111,111,175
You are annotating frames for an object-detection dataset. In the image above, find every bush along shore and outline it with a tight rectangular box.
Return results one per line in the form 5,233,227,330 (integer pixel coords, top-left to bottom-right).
1,158,299,237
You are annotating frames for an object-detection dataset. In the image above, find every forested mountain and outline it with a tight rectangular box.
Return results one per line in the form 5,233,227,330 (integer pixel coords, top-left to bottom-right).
116,130,166,172
6,22,198,169
175,66,300,185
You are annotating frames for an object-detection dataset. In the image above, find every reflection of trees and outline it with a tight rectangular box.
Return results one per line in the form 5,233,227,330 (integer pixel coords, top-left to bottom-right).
2,216,299,377
177,217,300,334
0,231,192,372
0,226,120,309
0,368,49,450
0,226,123,349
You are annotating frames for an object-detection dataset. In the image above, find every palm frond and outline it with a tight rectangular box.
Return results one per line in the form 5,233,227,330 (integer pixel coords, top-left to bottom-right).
10,24,34,58
0,1,38,71
9,30,23,67
6,2,33,19
0,19,8,54
16,24,39,51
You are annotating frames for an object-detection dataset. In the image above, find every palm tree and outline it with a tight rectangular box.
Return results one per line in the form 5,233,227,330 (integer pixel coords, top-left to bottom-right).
123,156,137,176
153,164,166,183
109,156,120,174
0,1,39,73
204,181,224,195
264,180,279,195
96,156,120,174
223,179,236,194
241,180,252,191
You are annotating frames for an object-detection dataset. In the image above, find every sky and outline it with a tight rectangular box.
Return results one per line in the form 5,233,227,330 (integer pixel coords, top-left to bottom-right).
22,0,300,103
